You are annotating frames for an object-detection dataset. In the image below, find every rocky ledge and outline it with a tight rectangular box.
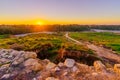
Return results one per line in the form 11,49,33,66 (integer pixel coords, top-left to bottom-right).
0,49,120,80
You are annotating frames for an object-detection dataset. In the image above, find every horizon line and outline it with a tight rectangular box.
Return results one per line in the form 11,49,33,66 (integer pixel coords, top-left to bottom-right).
0,24,120,26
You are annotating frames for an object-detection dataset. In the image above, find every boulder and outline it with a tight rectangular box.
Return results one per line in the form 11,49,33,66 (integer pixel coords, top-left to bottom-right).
114,64,120,73
63,72,68,76
12,57,25,65
54,67,60,71
46,62,56,70
76,62,91,73
46,77,59,80
32,78,37,80
24,52,37,59
1,74,10,79
0,58,11,64
64,58,75,68
72,66,78,72
24,59,43,71
42,59,50,65
58,62,64,67
0,64,10,69
92,72,98,76
38,70,51,79
94,61,106,72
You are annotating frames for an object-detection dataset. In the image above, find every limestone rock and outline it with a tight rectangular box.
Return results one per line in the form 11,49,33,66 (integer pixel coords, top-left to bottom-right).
24,59,43,71
32,78,37,80
38,70,51,79
64,58,75,68
1,74,10,79
54,67,60,71
92,72,98,76
0,49,120,80
0,64,10,69
46,62,56,70
58,62,64,67
46,77,59,80
12,57,25,65
63,72,68,76
72,66,78,72
94,61,106,72
76,62,92,74
42,59,50,65
114,64,120,73
24,52,37,59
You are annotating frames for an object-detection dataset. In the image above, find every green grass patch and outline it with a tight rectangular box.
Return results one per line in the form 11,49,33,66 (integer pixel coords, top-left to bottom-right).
0,34,10,39
70,32,120,54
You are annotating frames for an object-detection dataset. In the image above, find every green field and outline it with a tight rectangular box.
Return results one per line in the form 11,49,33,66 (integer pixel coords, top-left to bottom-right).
0,33,94,62
70,32,120,53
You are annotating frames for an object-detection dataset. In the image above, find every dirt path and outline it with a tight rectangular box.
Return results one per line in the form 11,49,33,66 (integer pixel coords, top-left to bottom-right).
65,33,120,63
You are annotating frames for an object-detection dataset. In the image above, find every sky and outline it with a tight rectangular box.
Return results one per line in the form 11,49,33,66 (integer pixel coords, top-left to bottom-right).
0,0,120,25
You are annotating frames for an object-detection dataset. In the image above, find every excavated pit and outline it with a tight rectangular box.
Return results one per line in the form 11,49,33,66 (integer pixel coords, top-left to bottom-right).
36,50,101,66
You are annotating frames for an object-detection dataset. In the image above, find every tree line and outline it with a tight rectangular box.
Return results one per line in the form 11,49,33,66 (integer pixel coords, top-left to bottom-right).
0,24,120,34
91,25,120,30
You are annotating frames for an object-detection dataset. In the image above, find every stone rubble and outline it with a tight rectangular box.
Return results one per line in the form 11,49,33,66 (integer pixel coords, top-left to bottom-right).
0,49,120,80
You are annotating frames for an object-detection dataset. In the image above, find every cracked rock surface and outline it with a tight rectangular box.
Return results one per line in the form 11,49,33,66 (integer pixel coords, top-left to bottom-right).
0,49,120,80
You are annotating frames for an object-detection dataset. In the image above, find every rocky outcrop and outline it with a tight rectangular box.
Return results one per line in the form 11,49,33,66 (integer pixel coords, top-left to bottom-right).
0,49,120,80
94,61,106,72
114,64,120,73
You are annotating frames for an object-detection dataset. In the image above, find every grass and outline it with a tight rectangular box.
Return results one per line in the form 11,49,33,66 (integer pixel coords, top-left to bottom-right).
0,34,10,39
0,33,94,61
70,32,120,54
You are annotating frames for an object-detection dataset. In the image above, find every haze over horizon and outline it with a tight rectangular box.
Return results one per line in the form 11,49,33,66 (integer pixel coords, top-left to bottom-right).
0,0,120,25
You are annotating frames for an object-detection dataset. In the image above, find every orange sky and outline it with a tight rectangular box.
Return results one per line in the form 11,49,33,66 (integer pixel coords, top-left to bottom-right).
0,18,120,25
0,0,120,25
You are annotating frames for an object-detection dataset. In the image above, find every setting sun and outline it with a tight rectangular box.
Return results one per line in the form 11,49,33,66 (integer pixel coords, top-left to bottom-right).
36,21,44,25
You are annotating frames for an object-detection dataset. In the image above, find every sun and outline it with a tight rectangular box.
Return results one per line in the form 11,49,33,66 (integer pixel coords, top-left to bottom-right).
36,21,44,25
